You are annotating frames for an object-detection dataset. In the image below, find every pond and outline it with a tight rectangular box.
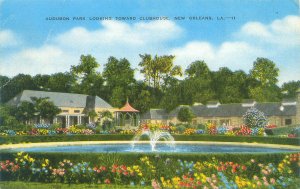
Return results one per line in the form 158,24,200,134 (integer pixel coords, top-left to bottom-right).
6,143,300,153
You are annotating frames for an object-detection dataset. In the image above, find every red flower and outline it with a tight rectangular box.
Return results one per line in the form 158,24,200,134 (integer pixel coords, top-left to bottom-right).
104,179,111,184
217,166,222,171
100,166,106,171
242,165,247,171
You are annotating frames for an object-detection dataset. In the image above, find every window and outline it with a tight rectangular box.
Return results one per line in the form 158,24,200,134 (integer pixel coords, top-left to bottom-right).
74,110,80,113
207,120,217,125
192,120,197,125
62,110,69,113
220,119,231,126
285,119,292,125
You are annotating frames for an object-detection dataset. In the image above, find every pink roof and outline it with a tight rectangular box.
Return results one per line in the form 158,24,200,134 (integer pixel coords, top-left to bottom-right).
117,101,139,112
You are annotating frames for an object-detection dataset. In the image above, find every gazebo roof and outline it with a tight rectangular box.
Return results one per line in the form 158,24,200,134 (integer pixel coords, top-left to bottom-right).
116,101,139,112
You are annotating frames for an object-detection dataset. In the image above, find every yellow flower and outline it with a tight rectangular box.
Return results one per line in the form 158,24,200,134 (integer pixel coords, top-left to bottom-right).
24,154,29,160
45,159,49,165
133,165,139,170
17,152,23,156
138,172,143,177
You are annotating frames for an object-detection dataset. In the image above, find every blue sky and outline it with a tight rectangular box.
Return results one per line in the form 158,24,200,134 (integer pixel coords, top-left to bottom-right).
0,0,299,84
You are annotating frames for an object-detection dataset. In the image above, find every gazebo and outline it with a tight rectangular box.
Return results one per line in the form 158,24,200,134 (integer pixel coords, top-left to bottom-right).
114,100,140,128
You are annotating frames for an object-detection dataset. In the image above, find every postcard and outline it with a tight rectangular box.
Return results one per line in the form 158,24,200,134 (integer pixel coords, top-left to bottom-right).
0,0,299,188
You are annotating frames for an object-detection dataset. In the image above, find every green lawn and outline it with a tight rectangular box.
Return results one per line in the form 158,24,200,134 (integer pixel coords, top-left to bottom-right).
0,181,151,189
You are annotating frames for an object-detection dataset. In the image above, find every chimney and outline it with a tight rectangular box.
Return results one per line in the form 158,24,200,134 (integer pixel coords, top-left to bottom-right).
206,101,220,108
85,95,96,111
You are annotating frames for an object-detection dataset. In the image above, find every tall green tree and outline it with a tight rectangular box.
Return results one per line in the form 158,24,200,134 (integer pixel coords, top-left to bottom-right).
47,72,75,93
126,81,154,113
32,74,51,91
212,68,249,103
13,101,35,124
0,74,35,103
102,57,135,103
110,87,126,108
249,58,280,102
177,106,194,123
103,57,135,89
139,54,182,89
0,105,19,127
250,58,279,86
0,75,10,103
183,61,215,104
133,90,152,113
281,81,300,99
71,55,103,95
160,76,182,112
31,97,61,123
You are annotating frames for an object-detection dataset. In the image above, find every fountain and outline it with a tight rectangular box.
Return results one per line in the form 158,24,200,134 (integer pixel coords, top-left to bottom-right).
131,127,175,152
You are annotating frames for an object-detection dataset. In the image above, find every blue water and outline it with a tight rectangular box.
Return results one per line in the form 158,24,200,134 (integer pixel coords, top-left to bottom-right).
7,144,299,153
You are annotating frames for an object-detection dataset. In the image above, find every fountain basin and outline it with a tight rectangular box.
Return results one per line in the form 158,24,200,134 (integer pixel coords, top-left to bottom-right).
1,141,299,153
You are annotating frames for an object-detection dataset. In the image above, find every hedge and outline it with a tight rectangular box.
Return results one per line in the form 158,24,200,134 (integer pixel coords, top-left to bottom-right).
0,134,133,144
0,151,296,167
0,134,299,145
173,134,300,146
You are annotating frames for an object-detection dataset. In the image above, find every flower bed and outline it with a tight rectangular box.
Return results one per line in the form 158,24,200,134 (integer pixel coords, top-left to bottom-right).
0,125,95,136
0,152,299,188
0,123,296,138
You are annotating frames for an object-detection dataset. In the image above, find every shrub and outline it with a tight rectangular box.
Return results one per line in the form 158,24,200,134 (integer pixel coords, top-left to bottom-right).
176,125,186,133
290,127,300,137
265,129,274,135
102,120,113,131
196,124,206,130
177,107,194,123
243,107,268,128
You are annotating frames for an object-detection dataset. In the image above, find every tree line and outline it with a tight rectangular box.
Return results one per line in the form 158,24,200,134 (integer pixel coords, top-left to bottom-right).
1,54,299,113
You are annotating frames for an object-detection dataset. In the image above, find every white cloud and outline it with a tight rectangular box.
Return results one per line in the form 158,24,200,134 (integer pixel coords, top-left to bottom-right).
0,29,18,48
171,41,215,66
0,45,76,76
237,15,300,47
54,20,182,49
1,20,182,77
171,41,264,72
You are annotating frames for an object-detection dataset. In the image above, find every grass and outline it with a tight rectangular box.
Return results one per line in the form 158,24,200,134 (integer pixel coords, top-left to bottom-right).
0,181,151,189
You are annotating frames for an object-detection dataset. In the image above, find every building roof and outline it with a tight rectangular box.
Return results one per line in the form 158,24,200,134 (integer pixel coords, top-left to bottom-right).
116,101,139,112
141,109,168,120
165,102,297,119
6,90,112,109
